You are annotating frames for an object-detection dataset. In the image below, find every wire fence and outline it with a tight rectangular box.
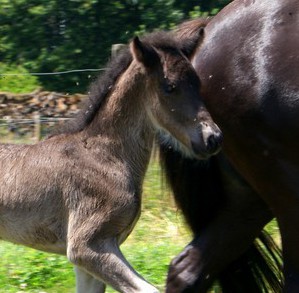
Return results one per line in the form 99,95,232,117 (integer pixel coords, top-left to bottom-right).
0,43,127,78
0,115,73,143
0,89,80,143
0,117,70,126
0,69,95,142
0,68,107,77
0,44,128,143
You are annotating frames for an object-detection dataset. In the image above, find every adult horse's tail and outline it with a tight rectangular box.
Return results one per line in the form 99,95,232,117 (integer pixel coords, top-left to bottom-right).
159,144,283,292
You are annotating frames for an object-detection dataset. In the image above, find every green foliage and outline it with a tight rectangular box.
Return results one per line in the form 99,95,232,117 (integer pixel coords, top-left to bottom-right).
194,0,231,12
189,6,210,19
0,243,75,292
0,63,40,93
0,0,182,93
0,1,233,94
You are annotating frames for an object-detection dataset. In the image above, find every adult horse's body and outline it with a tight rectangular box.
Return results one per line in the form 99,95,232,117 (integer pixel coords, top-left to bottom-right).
165,0,299,292
0,32,222,293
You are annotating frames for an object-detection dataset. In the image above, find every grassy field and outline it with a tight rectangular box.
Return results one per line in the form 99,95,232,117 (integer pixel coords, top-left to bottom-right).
0,159,192,293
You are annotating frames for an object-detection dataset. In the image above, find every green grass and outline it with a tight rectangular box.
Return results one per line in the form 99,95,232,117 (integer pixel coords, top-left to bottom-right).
0,159,191,293
0,244,75,292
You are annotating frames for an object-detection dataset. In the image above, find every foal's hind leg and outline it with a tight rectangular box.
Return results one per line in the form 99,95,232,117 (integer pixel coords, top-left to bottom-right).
68,232,158,293
75,266,106,293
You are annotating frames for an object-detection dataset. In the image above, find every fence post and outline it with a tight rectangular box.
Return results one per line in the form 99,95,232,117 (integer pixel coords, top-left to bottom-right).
111,44,127,59
6,116,14,142
34,112,41,142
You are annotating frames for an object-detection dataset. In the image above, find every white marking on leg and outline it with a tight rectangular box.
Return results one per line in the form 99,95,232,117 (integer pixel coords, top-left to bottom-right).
75,266,106,293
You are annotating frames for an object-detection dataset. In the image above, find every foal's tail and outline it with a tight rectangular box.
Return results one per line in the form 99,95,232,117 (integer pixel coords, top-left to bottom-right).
158,145,283,292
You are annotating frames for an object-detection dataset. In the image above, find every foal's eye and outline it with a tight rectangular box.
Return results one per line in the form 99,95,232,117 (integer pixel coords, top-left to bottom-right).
164,83,176,94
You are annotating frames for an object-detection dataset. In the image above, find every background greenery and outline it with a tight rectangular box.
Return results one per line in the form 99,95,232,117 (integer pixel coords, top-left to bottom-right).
0,0,232,93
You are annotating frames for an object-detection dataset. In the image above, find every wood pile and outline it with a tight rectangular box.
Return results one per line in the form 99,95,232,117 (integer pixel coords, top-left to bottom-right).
0,89,86,119
0,89,87,140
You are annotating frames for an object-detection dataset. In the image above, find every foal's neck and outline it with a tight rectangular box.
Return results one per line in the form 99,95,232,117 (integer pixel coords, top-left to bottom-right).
82,61,155,179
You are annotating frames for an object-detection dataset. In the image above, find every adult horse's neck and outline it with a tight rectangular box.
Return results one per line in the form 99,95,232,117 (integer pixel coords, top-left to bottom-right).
80,60,155,181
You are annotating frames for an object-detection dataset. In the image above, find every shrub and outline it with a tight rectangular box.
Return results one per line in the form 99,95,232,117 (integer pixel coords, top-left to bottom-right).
0,63,40,93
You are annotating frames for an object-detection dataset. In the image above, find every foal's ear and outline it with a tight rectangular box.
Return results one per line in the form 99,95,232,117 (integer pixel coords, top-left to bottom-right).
130,36,159,68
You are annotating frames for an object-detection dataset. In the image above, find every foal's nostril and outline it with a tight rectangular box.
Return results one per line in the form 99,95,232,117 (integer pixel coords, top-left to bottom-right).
192,123,223,158
207,131,223,154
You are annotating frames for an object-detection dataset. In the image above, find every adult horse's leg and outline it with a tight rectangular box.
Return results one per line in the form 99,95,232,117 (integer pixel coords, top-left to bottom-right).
167,213,279,293
160,147,282,292
75,266,106,293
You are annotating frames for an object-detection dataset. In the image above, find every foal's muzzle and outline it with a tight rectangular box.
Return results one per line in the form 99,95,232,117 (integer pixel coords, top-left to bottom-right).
191,122,223,158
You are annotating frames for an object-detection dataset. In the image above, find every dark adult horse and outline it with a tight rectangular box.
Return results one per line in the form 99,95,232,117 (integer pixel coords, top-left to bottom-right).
162,0,299,292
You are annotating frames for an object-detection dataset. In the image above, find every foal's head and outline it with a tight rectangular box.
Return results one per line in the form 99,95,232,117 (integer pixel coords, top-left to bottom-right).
131,33,222,159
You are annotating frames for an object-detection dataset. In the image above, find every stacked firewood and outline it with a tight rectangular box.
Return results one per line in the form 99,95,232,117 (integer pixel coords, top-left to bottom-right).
0,89,86,119
0,89,87,140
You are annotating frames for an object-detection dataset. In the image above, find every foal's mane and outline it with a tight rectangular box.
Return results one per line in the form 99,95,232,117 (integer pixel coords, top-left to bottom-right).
173,17,211,57
50,47,132,137
174,17,211,40
50,31,192,137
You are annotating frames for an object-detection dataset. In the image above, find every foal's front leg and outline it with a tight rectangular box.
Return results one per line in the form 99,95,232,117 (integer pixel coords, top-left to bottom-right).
67,224,158,293
75,266,106,293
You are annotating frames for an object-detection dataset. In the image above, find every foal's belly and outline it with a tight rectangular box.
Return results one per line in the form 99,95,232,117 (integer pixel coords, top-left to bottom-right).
0,228,67,255
0,208,67,255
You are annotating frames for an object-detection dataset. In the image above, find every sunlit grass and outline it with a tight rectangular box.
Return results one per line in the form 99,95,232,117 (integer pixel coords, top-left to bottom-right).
0,243,75,292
